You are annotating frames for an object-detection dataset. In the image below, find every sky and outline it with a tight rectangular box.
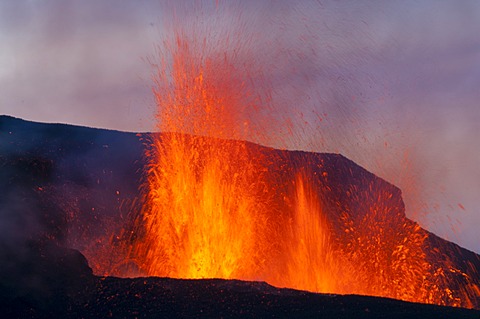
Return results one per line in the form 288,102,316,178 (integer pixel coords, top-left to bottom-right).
1,0,479,253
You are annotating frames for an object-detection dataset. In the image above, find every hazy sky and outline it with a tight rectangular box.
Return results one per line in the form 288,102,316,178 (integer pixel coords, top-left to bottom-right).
1,0,479,253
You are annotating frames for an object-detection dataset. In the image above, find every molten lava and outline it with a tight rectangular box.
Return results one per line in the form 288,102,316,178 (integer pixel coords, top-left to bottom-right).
134,135,270,280
119,4,480,309
130,33,272,280
268,171,347,294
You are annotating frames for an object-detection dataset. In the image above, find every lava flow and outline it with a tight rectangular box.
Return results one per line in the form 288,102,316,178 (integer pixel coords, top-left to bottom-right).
118,3,480,309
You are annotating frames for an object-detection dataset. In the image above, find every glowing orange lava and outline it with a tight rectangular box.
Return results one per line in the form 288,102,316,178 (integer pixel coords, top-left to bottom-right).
266,170,351,294
134,135,271,280
120,5,479,309
129,32,272,280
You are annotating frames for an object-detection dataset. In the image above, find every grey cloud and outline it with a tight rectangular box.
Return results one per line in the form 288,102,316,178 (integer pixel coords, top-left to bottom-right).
0,0,159,131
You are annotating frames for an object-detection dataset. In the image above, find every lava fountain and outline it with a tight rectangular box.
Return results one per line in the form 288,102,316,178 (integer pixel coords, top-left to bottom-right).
120,2,480,309
129,29,273,280
267,170,348,294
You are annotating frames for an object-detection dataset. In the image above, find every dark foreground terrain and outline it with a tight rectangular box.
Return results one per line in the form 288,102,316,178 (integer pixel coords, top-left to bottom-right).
1,115,480,318
1,244,479,319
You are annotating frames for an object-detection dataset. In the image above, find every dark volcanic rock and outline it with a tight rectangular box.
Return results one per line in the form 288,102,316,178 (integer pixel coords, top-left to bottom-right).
2,272,480,318
0,242,93,318
85,277,480,319
0,245,479,319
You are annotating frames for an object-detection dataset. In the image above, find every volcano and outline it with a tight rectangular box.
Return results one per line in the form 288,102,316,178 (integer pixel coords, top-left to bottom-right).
1,115,479,318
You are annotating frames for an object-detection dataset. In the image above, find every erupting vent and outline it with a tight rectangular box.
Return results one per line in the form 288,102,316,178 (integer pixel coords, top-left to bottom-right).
107,21,480,309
